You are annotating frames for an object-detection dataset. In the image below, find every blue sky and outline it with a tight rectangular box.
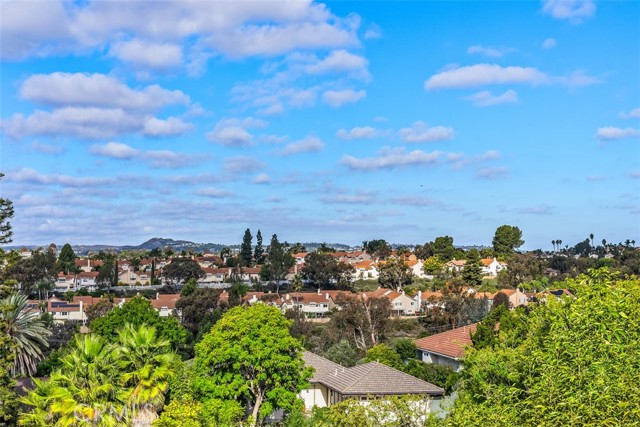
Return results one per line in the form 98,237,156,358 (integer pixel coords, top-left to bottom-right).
1,0,638,249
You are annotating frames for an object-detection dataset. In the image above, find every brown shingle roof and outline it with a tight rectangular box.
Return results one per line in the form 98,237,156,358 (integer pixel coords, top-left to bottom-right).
303,352,443,396
414,323,477,360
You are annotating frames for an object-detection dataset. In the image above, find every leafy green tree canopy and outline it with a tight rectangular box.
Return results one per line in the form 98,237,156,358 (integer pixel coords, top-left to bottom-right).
57,243,78,275
432,236,455,262
193,304,311,425
492,224,524,258
240,228,253,267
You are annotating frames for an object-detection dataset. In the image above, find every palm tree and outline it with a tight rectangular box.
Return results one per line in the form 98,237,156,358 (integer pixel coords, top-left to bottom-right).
551,240,557,252
20,334,125,426
557,240,563,252
117,324,176,426
1,293,50,376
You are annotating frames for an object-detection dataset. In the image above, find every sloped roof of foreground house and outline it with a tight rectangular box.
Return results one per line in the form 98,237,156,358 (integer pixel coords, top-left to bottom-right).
414,323,477,360
303,351,444,396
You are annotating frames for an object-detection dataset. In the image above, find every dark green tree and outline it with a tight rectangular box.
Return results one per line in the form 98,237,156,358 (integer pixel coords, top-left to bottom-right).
362,239,392,259
261,234,294,290
175,287,222,338
462,249,483,287
0,173,14,245
323,339,359,367
432,236,455,261
57,243,78,274
492,225,524,258
254,230,265,265
163,258,204,287
378,258,413,290
302,252,353,289
364,343,403,370
240,228,253,267
96,254,118,289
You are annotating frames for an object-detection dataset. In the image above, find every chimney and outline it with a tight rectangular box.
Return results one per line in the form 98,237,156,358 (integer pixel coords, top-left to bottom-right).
317,288,321,295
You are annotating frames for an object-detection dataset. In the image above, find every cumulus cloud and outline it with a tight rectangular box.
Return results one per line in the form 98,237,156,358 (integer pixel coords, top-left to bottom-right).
541,38,557,49
336,126,379,140
278,136,324,156
425,64,549,90
341,147,441,171
89,142,196,168
306,50,370,80
143,117,193,136
253,173,271,184
206,117,268,147
321,193,377,205
620,108,640,119
322,89,366,107
398,121,454,143
6,168,113,187
467,45,515,58
109,39,183,70
364,23,382,40
596,127,640,141
223,156,266,174
20,72,189,110
465,89,519,107
425,63,599,90
542,0,596,24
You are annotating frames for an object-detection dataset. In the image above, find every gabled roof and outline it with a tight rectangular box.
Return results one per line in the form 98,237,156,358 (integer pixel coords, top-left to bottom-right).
414,323,477,360
303,352,443,396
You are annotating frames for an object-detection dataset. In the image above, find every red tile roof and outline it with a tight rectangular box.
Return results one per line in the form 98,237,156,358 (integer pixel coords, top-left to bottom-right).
414,323,477,360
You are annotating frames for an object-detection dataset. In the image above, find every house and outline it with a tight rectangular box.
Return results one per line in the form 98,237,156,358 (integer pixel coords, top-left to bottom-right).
292,253,308,265
55,273,76,291
200,267,230,285
117,269,151,286
414,323,477,371
495,289,529,308
480,258,507,276
280,291,334,318
46,297,87,323
301,351,444,411
365,288,419,315
352,260,379,280
445,259,466,272
74,258,103,273
406,259,427,279
76,272,99,290
151,293,180,317
342,251,372,264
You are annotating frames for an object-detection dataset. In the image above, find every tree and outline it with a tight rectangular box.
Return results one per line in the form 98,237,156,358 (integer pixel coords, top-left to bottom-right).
85,298,114,323
362,239,392,260
329,294,391,350
5,248,57,294
390,338,417,363
57,243,78,275
378,258,413,290
0,311,17,424
0,293,50,376
261,234,294,291
432,236,455,261
364,343,403,370
193,304,312,426
254,230,265,265
96,254,118,289
175,287,222,338
446,269,640,426
0,173,14,245
240,228,253,267
497,252,545,288
117,324,177,425
461,249,483,287
153,399,202,427
163,258,204,287
422,256,443,276
492,225,524,258
90,296,187,352
323,340,359,367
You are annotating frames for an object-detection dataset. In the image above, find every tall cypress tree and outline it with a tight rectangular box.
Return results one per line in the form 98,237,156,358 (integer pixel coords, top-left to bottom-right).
462,249,483,287
240,228,253,267
254,230,264,264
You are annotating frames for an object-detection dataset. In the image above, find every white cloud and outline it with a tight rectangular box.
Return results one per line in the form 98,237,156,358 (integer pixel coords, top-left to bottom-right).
398,121,455,143
542,0,596,24
195,187,235,198
561,70,601,87
306,50,370,80
465,89,519,107
336,126,379,140
467,45,515,58
341,147,441,171
322,89,366,108
541,38,557,49
6,168,113,187
223,156,266,173
425,64,548,90
20,72,189,110
620,108,640,119
321,193,377,204
143,117,193,136
89,142,195,168
628,171,640,179
253,173,271,184
279,136,324,156
596,127,640,141
109,39,183,70
364,23,382,40
206,117,268,147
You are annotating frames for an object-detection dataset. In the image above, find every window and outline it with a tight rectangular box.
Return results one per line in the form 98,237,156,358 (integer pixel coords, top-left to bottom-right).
60,312,68,316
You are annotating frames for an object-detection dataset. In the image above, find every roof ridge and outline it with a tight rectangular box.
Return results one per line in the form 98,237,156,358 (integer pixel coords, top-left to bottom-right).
341,362,379,392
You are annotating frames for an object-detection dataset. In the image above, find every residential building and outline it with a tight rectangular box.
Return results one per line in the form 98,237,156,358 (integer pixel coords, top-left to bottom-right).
280,291,334,318
480,258,507,276
414,323,477,371
301,351,444,411
365,288,419,315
